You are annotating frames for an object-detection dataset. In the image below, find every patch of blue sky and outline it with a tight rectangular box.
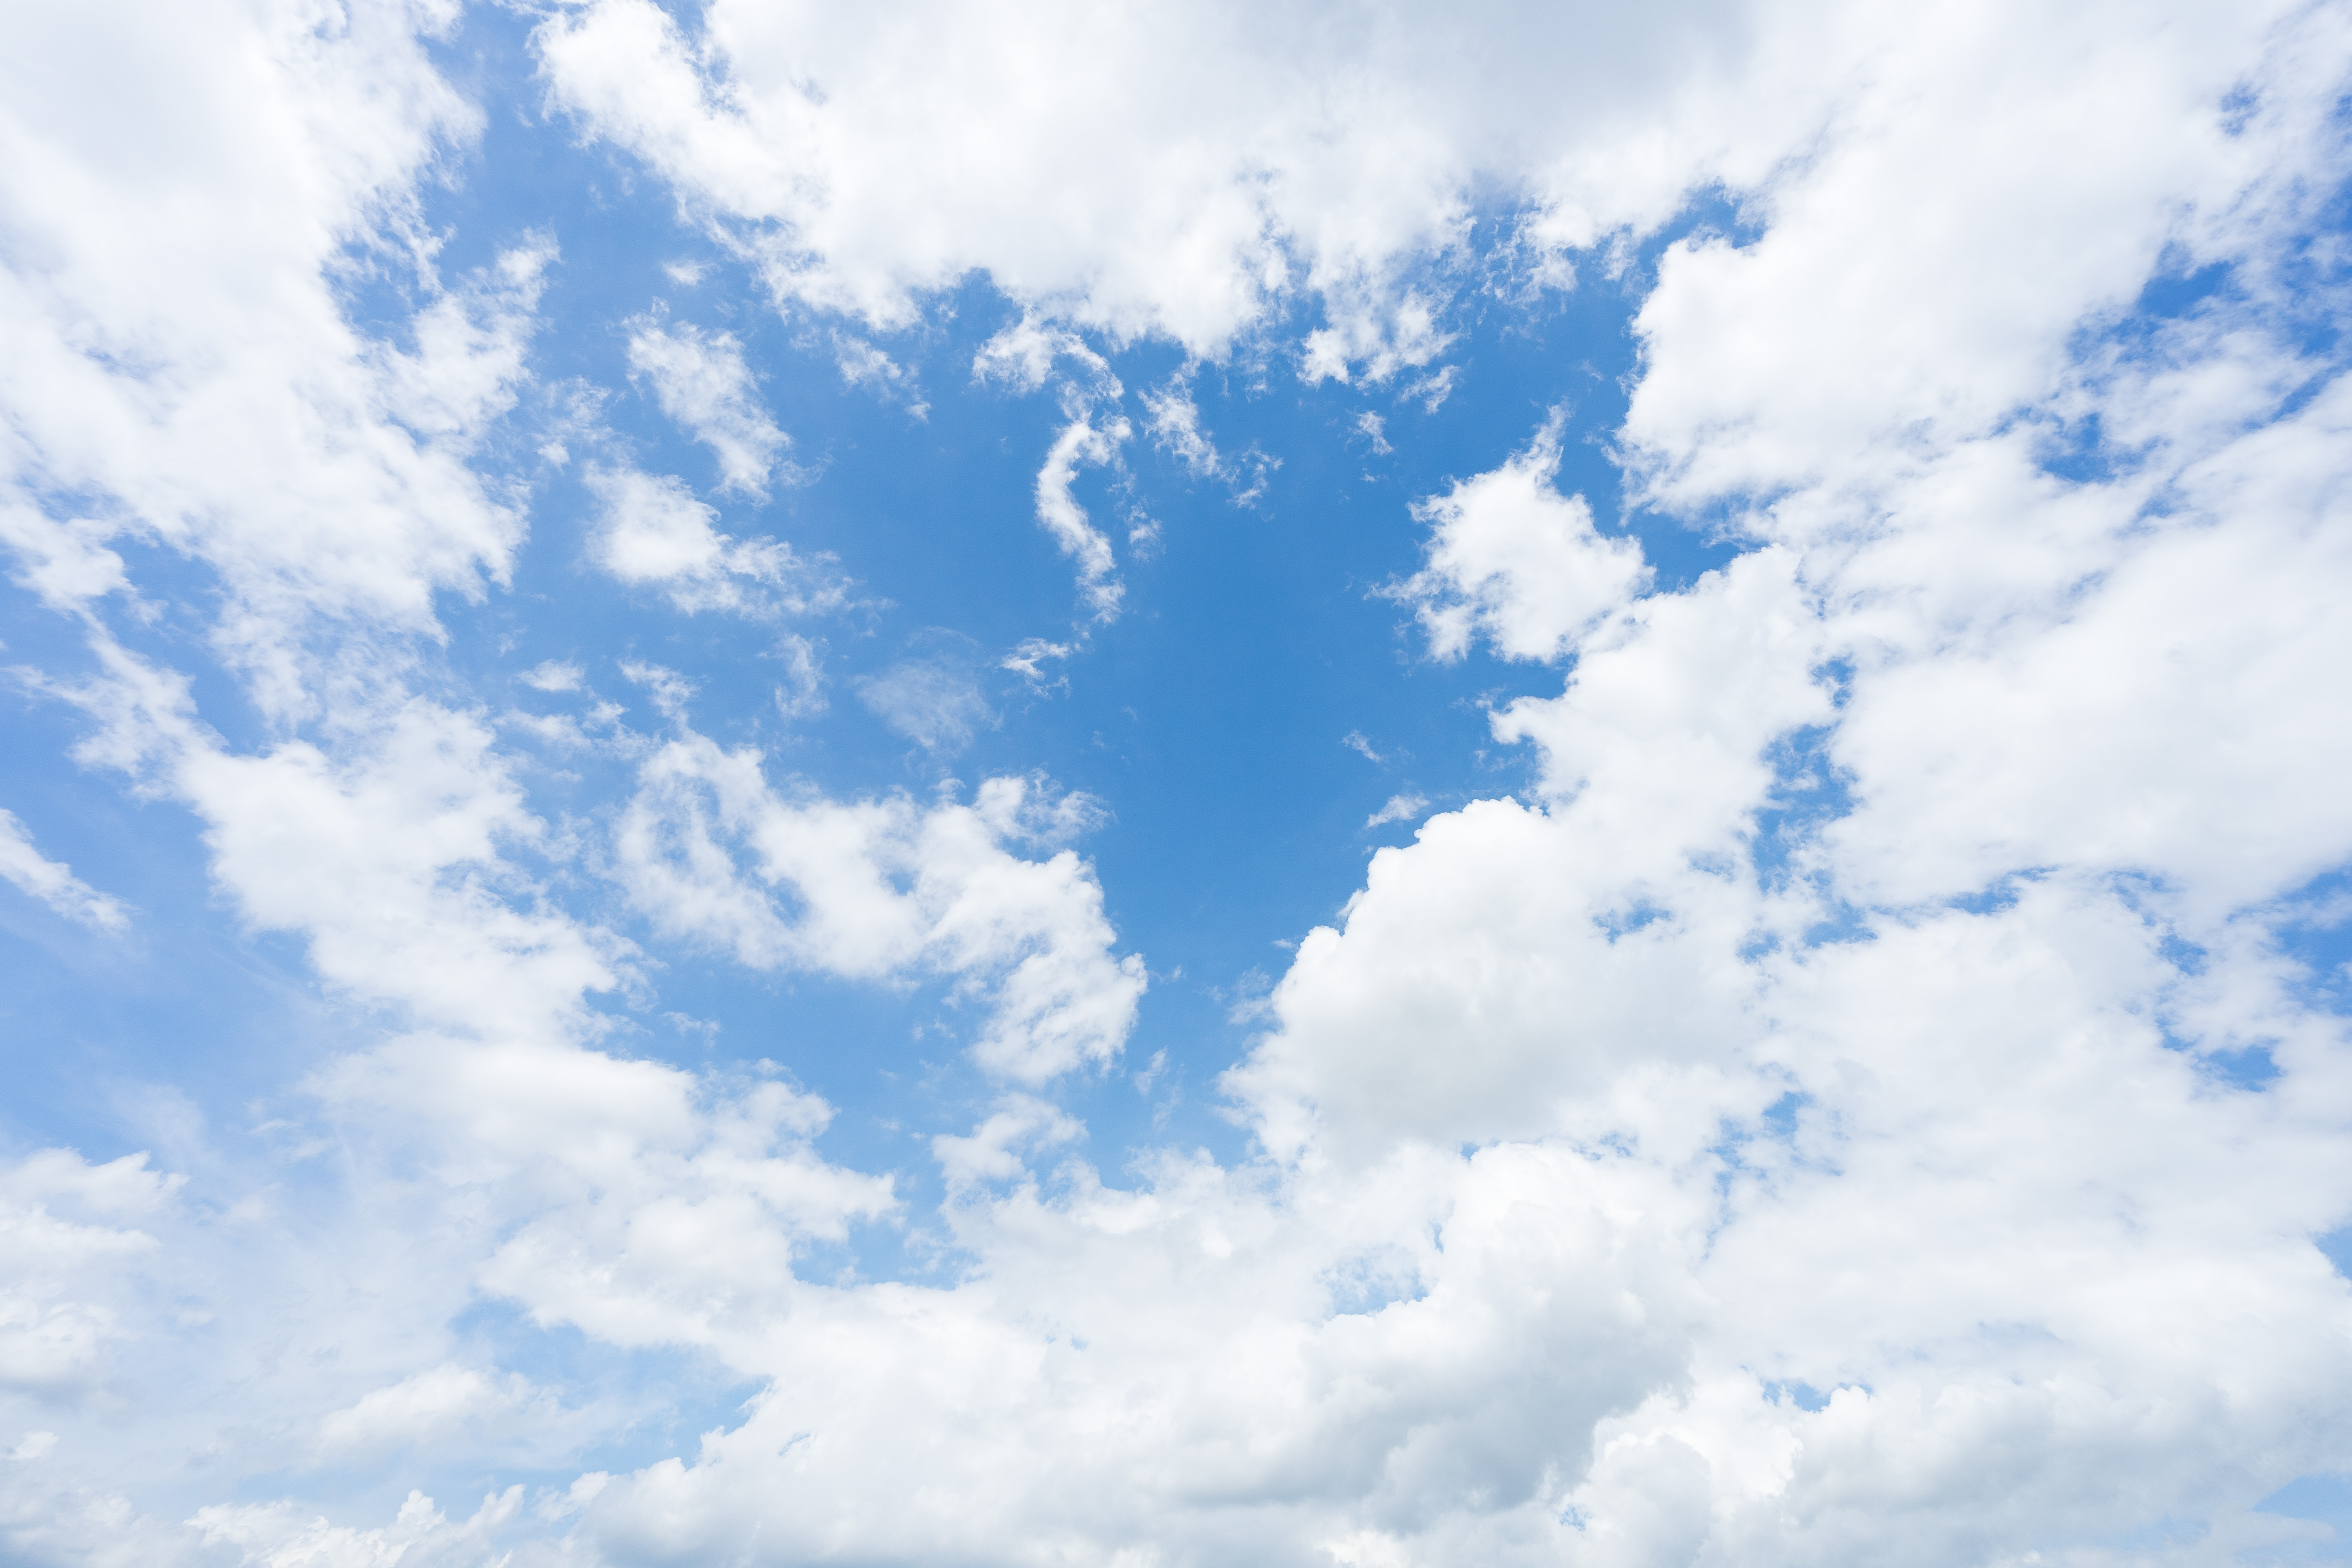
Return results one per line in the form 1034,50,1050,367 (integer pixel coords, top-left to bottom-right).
1760,1379,1834,1412
2269,866,2352,1016
2251,1473,2352,1563
1749,721,1857,893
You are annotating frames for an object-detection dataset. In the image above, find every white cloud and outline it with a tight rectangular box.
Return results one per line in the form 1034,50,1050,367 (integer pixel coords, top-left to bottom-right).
532,0,1764,369
3,0,554,717
971,319,1141,615
1033,415,1131,621
626,314,791,495
1401,365,1459,412
0,809,126,932
614,724,1145,1081
0,1151,177,1397
770,633,828,719
1141,376,1222,477
315,1365,546,1457
1002,637,1077,688
587,464,845,618
1387,417,1651,663
834,333,928,417
517,659,583,693
931,1095,1084,1193
1364,793,1428,829
973,316,1120,399
7,0,2352,1563
1139,375,1280,507
193,1489,521,1568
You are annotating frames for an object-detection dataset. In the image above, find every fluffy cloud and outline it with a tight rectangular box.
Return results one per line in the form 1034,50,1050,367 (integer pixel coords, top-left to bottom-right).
614,710,1146,1082
5,1,2352,1566
587,464,845,617
0,0,549,712
1387,415,1651,663
530,0,1749,364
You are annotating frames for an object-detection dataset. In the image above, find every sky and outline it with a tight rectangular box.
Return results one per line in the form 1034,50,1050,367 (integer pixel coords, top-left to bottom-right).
4,0,2352,1564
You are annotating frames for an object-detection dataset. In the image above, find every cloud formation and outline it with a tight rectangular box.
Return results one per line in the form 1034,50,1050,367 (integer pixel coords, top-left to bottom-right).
2,1,2350,1566
626,315,793,496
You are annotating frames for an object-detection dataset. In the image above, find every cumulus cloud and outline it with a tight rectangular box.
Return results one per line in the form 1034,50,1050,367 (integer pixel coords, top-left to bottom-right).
614,722,1146,1081
2,0,554,716
1388,415,1651,663
8,0,2352,1564
314,1365,548,1457
587,464,846,617
193,1489,523,1568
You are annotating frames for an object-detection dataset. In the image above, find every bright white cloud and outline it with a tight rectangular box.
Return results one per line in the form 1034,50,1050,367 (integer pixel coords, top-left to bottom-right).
587,464,845,618
7,0,2352,1564
1364,792,1428,829
0,810,126,932
193,1489,522,1568
625,314,792,495
1389,416,1651,663
315,1365,545,1457
1031,416,1130,621
1142,380,1216,475
614,722,1145,1082
1,0,550,717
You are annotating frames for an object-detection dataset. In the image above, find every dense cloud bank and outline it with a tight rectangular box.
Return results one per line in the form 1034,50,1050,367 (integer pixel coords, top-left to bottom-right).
4,0,2352,1564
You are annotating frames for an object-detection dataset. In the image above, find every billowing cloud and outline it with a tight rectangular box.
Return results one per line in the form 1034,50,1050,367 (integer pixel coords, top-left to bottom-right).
4,0,2351,1565
615,717,1145,1082
1387,415,1650,662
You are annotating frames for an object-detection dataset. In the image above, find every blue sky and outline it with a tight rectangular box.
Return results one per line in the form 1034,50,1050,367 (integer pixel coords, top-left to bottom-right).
5,2,2352,1564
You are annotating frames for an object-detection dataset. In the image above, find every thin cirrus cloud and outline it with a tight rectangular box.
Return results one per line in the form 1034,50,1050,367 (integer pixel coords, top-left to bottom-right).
0,2,2348,1567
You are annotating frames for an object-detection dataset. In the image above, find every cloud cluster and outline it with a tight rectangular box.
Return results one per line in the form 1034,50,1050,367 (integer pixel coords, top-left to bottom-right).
4,0,2351,1566
615,712,1146,1082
